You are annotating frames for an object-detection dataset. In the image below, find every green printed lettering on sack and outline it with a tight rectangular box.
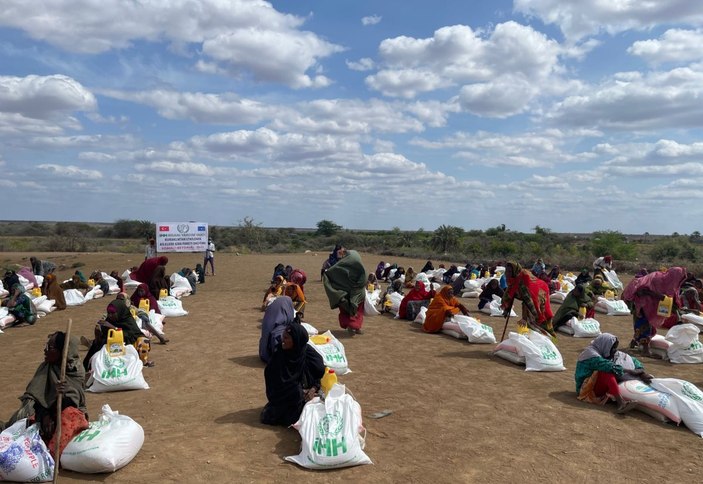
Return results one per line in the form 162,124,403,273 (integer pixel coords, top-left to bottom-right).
313,436,348,457
101,367,129,379
481,324,494,334
583,323,597,332
688,340,703,351
325,353,346,364
541,348,558,360
682,382,703,401
73,428,101,442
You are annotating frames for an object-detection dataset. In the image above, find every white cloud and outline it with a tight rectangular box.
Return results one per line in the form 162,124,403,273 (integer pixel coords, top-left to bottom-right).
545,65,703,130
514,0,703,42
361,15,382,26
628,29,703,64
0,75,96,118
346,57,375,71
0,0,343,89
36,164,103,179
135,161,215,176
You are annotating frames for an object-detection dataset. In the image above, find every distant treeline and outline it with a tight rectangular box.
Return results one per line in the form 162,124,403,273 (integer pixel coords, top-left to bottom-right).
0,219,702,274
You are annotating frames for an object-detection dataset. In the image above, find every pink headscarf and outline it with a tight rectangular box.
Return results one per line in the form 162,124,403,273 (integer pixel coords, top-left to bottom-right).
622,267,687,328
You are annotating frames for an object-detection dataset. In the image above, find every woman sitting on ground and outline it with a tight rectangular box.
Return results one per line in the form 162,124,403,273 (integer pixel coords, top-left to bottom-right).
575,333,652,414
148,264,170,300
261,323,325,426
399,280,435,320
478,278,504,310
2,284,37,325
90,270,110,295
283,282,306,317
110,270,124,293
367,273,381,292
178,267,198,294
84,298,152,370
259,296,297,364
553,284,594,329
41,273,67,310
420,260,434,273
574,268,592,286
375,261,386,280
60,273,89,293
451,269,470,296
195,263,206,284
262,275,286,310
403,267,416,288
381,279,404,313
0,332,89,458
130,283,160,314
289,268,307,291
423,285,469,333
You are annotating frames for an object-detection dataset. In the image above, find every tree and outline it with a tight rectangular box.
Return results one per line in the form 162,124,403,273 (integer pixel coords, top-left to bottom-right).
316,220,342,237
590,230,637,260
238,216,265,252
430,225,464,253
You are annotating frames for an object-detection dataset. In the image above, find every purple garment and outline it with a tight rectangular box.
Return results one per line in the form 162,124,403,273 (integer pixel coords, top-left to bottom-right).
259,296,295,363
17,267,37,287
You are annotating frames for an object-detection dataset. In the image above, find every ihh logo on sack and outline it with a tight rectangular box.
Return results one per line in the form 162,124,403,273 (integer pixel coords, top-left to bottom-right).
101,353,128,379
682,382,703,401
541,348,559,361
313,413,346,457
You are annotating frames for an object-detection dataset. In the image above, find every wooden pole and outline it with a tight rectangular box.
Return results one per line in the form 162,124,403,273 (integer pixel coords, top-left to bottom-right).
500,301,514,342
53,318,72,484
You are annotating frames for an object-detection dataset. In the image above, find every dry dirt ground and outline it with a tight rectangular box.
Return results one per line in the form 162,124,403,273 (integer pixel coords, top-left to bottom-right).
1,251,703,484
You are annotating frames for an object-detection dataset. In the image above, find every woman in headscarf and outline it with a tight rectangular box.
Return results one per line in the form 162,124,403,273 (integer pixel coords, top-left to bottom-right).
622,266,687,355
575,333,651,414
500,261,555,339
262,275,286,310
399,280,435,320
129,284,168,344
375,261,386,280
259,296,296,364
0,332,89,458
17,266,37,288
83,298,150,370
3,270,20,294
110,270,124,293
130,255,169,284
323,249,367,335
423,285,469,333
574,268,592,286
130,283,160,314
289,268,307,291
60,273,89,293
478,278,504,310
553,284,594,329
593,255,613,279
2,284,37,325
41,273,67,310
367,273,381,292
403,267,416,288
90,270,110,296
442,265,459,284
29,256,56,277
74,270,87,283
381,279,404,313
261,323,325,426
327,244,342,268
148,264,170,300
271,263,286,282
420,261,434,273
451,269,470,296
283,282,306,316
195,263,206,284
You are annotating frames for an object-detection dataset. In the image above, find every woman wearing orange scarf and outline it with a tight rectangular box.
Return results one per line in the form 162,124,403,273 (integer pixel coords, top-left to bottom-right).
423,285,469,333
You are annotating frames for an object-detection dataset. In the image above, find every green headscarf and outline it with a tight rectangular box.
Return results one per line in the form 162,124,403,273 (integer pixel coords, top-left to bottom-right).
323,250,367,316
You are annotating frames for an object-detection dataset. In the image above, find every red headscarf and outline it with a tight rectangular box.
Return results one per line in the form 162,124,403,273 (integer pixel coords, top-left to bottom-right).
130,256,168,283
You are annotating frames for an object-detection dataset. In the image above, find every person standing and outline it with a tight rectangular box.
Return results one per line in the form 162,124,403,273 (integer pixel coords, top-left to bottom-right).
204,238,216,276
323,248,367,335
145,238,157,260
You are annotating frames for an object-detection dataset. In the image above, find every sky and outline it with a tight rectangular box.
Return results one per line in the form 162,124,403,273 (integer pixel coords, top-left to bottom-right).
1,1,703,234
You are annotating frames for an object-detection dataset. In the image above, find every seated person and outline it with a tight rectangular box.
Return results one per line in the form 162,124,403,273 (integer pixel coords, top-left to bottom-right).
259,296,296,363
478,279,504,310
30,256,56,277
271,263,287,282
83,298,152,370
262,275,286,310
423,285,469,333
130,283,160,314
575,333,652,414
574,268,592,286
381,279,404,313
451,269,470,296
420,260,434,273
403,267,416,288
195,263,206,284
60,274,90,293
0,332,89,458
90,270,110,295
283,282,306,316
2,284,37,325
442,265,459,284
41,273,67,310
398,280,435,320
553,284,594,328
3,270,20,293
289,268,307,291
366,273,381,292
531,258,545,277
109,270,125,293
178,267,198,294
148,264,170,299
261,323,325,426
389,266,405,283
588,276,610,298
547,265,561,281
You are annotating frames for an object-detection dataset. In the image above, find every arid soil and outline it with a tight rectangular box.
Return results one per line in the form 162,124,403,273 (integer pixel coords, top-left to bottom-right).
1,251,702,483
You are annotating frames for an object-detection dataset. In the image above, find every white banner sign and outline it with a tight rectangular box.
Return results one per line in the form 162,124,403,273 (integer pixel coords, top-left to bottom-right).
156,222,208,253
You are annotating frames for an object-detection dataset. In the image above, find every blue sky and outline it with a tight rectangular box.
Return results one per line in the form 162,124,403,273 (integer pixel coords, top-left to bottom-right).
1,0,703,234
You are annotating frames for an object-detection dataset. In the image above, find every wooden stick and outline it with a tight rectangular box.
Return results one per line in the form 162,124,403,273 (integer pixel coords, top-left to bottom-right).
500,301,514,342
53,318,72,484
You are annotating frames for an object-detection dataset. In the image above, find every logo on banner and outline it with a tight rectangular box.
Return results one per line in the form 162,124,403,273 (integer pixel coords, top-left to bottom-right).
177,224,190,234
159,226,169,232
197,225,206,232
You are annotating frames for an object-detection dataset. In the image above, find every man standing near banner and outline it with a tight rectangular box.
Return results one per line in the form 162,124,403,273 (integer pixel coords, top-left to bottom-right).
204,238,216,276
145,237,157,260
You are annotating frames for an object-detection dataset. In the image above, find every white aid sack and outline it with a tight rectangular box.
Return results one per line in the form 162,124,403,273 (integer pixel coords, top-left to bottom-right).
602,269,624,292
549,292,567,304
33,296,56,318
308,330,351,375
157,296,188,317
0,307,16,330
441,321,467,339
64,288,86,306
454,315,496,344
301,322,318,336
169,273,192,298
61,404,144,473
594,297,630,316
651,379,703,437
0,420,54,482
649,335,671,361
286,384,371,470
0,281,8,299
463,279,482,291
87,345,149,393
516,330,565,372
413,306,427,325
83,286,104,301
102,273,121,294
619,379,681,423
493,334,525,365
461,290,480,298
559,317,601,338
364,289,381,316
665,324,703,364
681,312,703,330
481,294,516,317
121,269,141,288
148,310,165,336
387,292,403,317
17,274,34,291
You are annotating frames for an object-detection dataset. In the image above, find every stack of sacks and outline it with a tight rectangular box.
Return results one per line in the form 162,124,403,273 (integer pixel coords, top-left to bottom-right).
121,269,141,289
594,297,630,316
480,294,517,317
169,273,192,298
556,317,601,338
649,324,703,363
493,330,565,371
32,296,57,319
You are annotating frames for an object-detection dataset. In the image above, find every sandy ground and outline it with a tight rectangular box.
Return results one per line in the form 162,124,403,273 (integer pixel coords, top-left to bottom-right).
1,251,703,484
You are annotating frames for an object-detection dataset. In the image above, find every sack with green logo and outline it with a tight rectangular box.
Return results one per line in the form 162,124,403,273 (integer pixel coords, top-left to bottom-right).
665,324,703,364
87,345,149,393
560,317,601,338
286,384,372,469
308,331,351,375
513,330,565,372
61,404,144,473
651,379,703,437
